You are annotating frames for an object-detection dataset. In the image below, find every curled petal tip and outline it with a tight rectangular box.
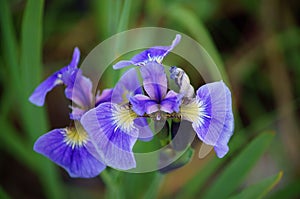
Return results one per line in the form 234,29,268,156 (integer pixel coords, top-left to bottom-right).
112,60,134,70
28,73,62,107
172,34,182,48
70,47,80,68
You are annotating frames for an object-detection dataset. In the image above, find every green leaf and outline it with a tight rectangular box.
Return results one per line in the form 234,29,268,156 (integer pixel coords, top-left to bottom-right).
0,116,65,199
20,0,48,142
0,0,19,85
0,186,11,199
267,179,300,199
100,170,122,199
122,172,162,199
202,132,274,199
0,117,40,172
166,4,229,83
229,171,283,199
20,0,44,103
18,1,65,199
143,173,164,199
117,0,132,33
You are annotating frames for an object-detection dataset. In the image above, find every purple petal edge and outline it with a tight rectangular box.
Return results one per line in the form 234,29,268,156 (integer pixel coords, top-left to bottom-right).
193,81,234,158
29,47,81,107
29,72,61,106
34,129,106,178
81,103,138,170
140,62,167,101
112,34,181,69
112,60,134,70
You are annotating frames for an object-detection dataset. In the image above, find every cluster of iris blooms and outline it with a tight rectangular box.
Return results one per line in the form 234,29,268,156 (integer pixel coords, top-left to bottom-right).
29,35,234,178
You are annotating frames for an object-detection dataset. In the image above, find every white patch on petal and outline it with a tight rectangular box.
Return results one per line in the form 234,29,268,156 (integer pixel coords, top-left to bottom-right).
112,105,137,133
180,99,211,126
63,126,88,149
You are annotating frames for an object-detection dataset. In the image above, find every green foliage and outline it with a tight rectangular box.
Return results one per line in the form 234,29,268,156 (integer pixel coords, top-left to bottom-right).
1,0,298,198
202,132,274,199
229,171,283,199
0,187,11,199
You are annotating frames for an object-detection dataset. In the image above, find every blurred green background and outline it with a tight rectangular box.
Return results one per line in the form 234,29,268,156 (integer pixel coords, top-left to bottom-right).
0,0,299,198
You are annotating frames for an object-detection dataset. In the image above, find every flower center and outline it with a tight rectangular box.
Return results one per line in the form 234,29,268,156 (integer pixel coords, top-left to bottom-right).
112,105,137,132
64,126,88,149
180,99,210,126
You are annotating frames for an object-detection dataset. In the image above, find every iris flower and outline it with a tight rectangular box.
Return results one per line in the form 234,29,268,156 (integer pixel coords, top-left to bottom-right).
170,66,234,158
112,34,234,158
80,68,151,170
30,34,235,178
129,62,183,119
30,48,109,178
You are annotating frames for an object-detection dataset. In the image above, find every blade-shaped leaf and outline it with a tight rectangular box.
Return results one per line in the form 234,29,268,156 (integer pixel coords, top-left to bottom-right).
267,179,300,199
202,132,274,199
166,4,228,83
229,171,283,199
19,1,64,199
0,0,19,85
20,0,48,142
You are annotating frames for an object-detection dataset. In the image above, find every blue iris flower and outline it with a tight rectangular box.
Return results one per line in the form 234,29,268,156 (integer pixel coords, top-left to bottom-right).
80,68,152,170
170,66,234,158
30,48,111,178
112,35,234,158
129,62,183,119
112,34,181,69
30,34,235,178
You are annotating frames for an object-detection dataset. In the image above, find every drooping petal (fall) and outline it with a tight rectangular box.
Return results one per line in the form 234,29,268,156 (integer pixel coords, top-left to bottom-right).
34,128,106,178
180,81,234,158
81,102,139,170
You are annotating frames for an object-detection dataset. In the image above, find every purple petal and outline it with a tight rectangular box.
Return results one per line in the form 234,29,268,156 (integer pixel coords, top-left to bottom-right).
192,81,234,158
69,47,80,69
65,70,93,109
29,47,81,106
140,62,167,101
112,34,181,69
61,47,81,85
131,34,181,66
112,60,134,70
81,102,138,170
133,118,153,141
95,88,113,106
29,72,62,106
111,68,142,104
34,128,106,178
130,94,159,115
69,106,86,120
160,90,183,113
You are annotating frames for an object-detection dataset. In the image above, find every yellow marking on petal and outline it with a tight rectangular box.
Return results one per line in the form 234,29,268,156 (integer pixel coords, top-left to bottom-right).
64,126,88,149
121,88,130,104
180,99,210,126
112,105,137,132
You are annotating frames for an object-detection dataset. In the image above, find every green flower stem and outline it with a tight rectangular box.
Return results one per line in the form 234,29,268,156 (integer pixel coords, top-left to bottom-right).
100,170,122,199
